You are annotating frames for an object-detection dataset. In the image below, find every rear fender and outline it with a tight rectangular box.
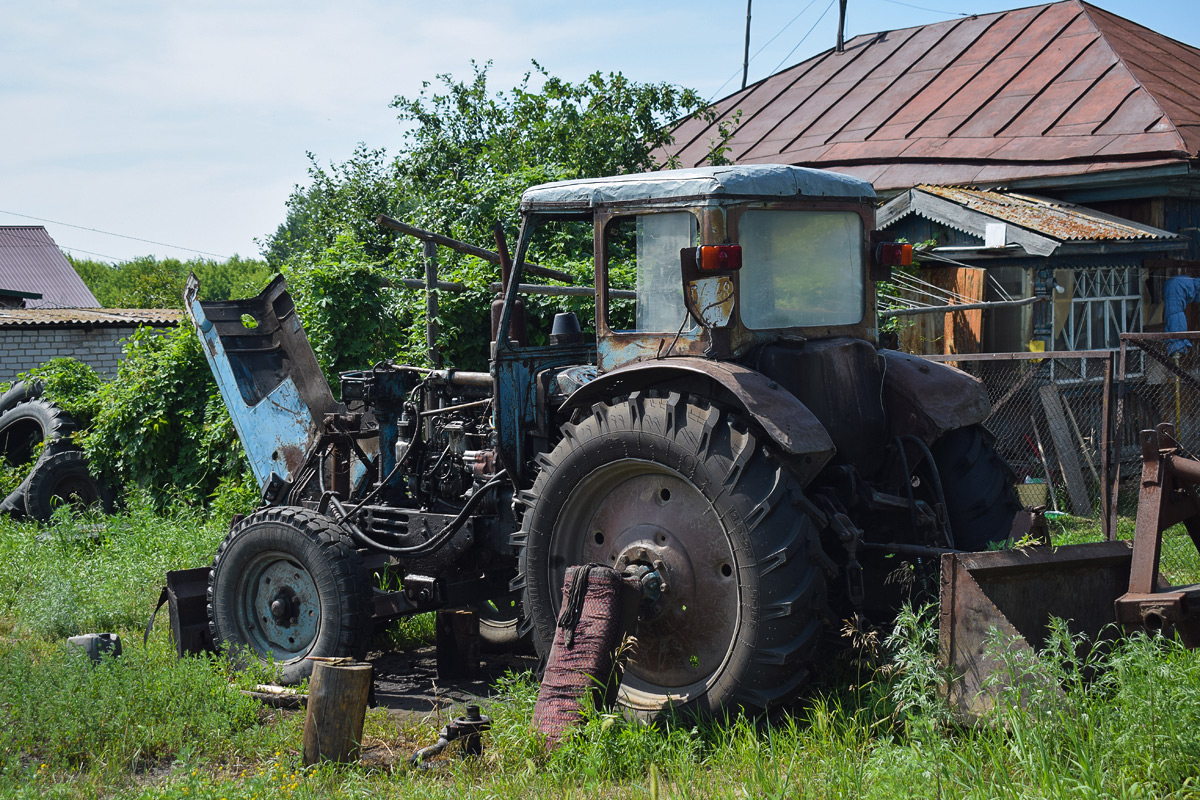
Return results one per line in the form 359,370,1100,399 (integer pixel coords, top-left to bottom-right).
881,350,990,443
561,358,835,487
184,274,343,489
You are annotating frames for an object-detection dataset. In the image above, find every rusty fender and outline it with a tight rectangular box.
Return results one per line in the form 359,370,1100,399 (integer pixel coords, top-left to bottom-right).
561,358,835,487
880,350,990,443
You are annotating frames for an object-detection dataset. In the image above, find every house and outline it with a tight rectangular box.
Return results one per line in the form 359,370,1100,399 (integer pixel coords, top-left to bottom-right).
0,226,98,308
0,226,178,381
0,307,180,383
877,185,1186,368
661,0,1200,359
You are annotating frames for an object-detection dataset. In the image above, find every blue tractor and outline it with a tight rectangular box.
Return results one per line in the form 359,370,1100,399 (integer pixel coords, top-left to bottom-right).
185,165,1019,715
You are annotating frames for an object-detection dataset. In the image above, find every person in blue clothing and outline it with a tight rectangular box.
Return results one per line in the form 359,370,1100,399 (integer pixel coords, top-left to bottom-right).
1164,275,1200,357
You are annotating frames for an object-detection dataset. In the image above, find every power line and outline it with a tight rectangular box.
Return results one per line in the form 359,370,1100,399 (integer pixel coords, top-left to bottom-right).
708,0,823,102
0,209,231,259
769,0,839,77
879,0,969,17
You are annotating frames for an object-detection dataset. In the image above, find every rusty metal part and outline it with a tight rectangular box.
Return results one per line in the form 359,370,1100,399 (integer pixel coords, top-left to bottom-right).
553,461,738,691
939,541,1134,719
940,423,1200,719
561,357,835,486
185,275,345,487
881,349,990,443
409,703,491,765
376,214,573,284
1113,425,1200,643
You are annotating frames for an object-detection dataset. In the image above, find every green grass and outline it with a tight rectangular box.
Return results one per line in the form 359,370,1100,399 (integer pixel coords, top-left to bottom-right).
5,503,1200,798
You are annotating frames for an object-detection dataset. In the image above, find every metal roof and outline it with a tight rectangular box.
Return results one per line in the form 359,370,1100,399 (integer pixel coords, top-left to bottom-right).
0,308,180,328
520,164,874,210
878,184,1184,256
0,227,98,308
918,185,1174,240
662,1,1200,191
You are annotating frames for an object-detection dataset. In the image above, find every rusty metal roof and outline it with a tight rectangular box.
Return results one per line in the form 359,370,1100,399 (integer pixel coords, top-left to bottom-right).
918,185,1171,240
662,1,1200,191
0,307,180,328
0,227,99,308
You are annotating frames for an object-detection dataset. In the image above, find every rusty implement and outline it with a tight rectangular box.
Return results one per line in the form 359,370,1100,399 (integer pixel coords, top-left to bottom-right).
940,423,1200,719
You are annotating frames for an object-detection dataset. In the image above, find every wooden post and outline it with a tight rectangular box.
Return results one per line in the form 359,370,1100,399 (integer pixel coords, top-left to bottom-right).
424,240,442,368
435,609,480,681
302,660,373,765
1038,384,1091,516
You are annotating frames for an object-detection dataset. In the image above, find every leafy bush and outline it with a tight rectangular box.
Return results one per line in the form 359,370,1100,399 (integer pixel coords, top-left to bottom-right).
16,357,104,430
81,325,252,508
70,254,273,309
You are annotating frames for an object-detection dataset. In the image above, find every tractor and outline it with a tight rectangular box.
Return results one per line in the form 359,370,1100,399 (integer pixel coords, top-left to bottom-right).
183,164,1025,717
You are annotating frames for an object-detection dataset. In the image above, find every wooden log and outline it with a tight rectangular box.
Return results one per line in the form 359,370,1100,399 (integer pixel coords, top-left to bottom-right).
302,660,373,765
1038,384,1091,516
436,609,480,681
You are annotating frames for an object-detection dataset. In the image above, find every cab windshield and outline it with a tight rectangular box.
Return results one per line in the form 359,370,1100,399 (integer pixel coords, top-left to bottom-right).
738,209,864,329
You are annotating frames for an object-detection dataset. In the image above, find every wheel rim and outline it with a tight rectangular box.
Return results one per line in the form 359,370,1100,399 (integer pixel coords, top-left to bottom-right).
48,475,98,509
234,550,321,661
476,594,519,628
548,459,739,703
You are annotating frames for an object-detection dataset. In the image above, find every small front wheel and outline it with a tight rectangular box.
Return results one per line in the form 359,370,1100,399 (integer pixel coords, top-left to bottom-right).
208,507,372,684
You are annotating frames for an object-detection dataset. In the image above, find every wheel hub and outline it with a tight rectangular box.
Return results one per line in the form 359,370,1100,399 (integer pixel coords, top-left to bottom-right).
552,463,739,691
237,555,321,659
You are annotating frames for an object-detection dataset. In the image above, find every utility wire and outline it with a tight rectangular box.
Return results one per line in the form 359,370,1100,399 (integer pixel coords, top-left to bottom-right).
769,0,839,77
880,0,969,16
708,0,825,102
0,208,231,259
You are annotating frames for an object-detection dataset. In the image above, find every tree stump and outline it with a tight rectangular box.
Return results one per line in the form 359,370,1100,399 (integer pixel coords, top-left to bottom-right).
302,660,373,765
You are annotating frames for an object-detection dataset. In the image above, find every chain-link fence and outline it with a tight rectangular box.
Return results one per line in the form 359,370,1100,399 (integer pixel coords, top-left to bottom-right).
923,351,1116,528
922,341,1200,580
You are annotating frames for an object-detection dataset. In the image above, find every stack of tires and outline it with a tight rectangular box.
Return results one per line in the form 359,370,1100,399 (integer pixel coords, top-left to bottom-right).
0,381,110,522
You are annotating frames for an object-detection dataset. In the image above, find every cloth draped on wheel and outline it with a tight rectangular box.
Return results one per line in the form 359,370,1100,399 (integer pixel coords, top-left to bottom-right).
533,564,640,746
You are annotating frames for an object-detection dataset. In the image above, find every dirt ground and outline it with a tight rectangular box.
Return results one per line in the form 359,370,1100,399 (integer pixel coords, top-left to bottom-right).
368,645,537,716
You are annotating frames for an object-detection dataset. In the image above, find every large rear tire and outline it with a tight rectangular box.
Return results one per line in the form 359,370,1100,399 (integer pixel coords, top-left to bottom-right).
208,507,372,685
931,425,1022,551
515,392,827,717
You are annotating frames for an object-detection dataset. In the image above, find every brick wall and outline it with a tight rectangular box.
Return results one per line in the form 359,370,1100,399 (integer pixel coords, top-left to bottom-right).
0,325,174,382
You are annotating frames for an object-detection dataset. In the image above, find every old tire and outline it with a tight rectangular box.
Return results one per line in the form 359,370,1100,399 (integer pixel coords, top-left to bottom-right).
0,399,75,467
516,392,827,717
0,380,43,416
208,507,372,685
931,425,1022,551
23,447,109,521
475,594,530,653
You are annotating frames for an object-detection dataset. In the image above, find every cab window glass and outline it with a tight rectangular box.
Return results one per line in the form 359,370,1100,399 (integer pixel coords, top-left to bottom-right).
605,212,698,332
738,210,863,329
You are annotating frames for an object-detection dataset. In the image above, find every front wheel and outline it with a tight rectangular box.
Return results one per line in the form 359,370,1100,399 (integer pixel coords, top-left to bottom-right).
932,425,1022,550
516,392,828,717
208,507,372,685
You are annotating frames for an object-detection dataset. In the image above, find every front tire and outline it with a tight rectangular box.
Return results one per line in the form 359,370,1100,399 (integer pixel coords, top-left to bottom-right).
515,392,828,717
932,425,1022,550
208,507,372,685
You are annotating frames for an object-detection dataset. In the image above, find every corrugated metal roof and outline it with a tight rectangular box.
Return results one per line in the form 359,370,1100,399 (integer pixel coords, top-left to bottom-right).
0,227,99,308
917,185,1174,240
0,308,180,328
662,1,1200,191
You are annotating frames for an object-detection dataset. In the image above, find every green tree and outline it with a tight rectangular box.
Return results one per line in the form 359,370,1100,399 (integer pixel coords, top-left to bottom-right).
68,254,273,309
264,61,707,371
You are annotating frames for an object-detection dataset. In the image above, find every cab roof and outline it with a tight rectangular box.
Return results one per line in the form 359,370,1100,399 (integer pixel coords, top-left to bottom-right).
519,164,876,212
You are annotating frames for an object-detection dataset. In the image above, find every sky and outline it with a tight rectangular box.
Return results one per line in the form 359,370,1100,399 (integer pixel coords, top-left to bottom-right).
2,0,1198,265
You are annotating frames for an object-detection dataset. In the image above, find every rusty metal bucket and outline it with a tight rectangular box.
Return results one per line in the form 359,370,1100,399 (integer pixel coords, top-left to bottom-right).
939,423,1200,719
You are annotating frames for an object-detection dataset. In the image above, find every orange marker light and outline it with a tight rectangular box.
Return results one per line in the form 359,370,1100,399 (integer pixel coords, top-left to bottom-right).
697,244,743,271
874,242,913,267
